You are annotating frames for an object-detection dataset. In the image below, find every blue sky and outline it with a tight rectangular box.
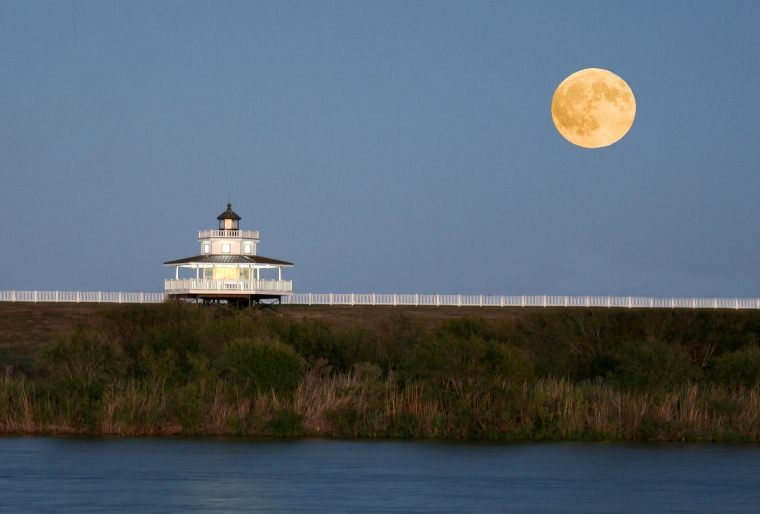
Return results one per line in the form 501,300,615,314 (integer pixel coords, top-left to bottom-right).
1,1,759,297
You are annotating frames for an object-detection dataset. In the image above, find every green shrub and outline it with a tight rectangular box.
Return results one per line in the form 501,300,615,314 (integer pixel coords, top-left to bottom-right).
513,311,592,379
277,320,384,373
607,340,699,391
187,354,220,390
36,328,127,398
709,346,760,387
402,333,534,388
137,347,179,384
279,320,350,370
195,311,266,358
220,337,306,395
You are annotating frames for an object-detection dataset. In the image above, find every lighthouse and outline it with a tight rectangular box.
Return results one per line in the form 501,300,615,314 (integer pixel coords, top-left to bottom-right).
164,204,293,308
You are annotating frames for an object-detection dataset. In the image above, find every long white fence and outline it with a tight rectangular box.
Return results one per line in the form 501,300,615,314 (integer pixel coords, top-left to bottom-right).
2,290,759,309
282,293,760,309
0,291,165,304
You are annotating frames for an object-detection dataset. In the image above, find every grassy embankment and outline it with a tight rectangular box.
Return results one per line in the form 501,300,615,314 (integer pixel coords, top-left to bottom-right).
2,302,760,441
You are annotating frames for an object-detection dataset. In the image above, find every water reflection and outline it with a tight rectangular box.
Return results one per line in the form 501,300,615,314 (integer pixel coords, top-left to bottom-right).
1,438,759,513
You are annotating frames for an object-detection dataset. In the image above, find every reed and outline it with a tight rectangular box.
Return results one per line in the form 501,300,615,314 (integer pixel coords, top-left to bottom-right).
3,370,760,440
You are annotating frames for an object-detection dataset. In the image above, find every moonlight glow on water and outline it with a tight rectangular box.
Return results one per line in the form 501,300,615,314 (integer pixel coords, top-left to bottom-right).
1,438,759,513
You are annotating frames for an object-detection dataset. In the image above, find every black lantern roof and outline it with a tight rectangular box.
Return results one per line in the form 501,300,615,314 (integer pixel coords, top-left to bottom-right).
217,203,241,221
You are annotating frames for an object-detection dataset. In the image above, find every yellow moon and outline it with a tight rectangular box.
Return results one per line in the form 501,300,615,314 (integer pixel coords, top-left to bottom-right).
551,68,636,148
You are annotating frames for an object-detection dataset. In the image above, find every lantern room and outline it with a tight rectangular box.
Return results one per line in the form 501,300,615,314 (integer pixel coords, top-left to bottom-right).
217,203,240,231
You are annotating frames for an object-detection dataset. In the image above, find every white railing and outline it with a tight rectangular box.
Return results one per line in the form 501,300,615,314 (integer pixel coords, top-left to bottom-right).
198,230,259,239
281,293,760,310
0,291,165,303
164,279,293,293
1,291,760,309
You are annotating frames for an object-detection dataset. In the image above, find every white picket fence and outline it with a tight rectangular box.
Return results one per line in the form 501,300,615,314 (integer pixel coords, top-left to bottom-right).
0,291,165,304
2,290,759,310
282,293,760,310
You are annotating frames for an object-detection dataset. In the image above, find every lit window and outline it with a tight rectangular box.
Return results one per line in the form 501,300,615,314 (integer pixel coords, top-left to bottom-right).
215,267,236,280
244,244,251,254
222,243,231,253
204,243,210,254
224,219,233,230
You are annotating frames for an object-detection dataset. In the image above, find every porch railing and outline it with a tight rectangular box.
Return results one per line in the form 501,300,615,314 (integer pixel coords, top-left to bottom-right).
164,279,293,293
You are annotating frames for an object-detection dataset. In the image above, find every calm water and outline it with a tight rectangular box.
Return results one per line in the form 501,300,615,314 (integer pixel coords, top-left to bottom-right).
1,437,759,513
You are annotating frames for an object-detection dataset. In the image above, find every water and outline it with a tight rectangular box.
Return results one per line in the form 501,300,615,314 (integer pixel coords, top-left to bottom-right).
1,437,759,513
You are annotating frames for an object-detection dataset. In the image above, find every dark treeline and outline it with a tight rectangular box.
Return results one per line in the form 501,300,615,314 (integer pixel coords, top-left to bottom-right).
2,303,760,440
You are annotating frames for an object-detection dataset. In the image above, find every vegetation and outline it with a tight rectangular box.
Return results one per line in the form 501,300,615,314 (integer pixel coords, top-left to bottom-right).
2,302,760,441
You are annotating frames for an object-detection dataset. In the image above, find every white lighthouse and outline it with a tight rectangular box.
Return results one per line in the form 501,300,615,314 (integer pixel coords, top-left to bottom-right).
163,204,293,308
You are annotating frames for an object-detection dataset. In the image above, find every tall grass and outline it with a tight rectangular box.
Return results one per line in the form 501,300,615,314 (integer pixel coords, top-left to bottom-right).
3,370,760,440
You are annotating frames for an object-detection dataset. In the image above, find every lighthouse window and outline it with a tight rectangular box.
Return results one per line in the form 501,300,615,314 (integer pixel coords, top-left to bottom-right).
203,243,210,254
244,243,251,254
222,243,231,253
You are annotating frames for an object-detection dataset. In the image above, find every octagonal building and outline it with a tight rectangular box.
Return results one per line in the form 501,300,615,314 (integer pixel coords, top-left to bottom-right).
164,204,293,307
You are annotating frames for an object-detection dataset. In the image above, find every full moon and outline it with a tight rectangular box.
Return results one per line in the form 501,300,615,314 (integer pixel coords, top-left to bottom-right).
551,68,636,148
